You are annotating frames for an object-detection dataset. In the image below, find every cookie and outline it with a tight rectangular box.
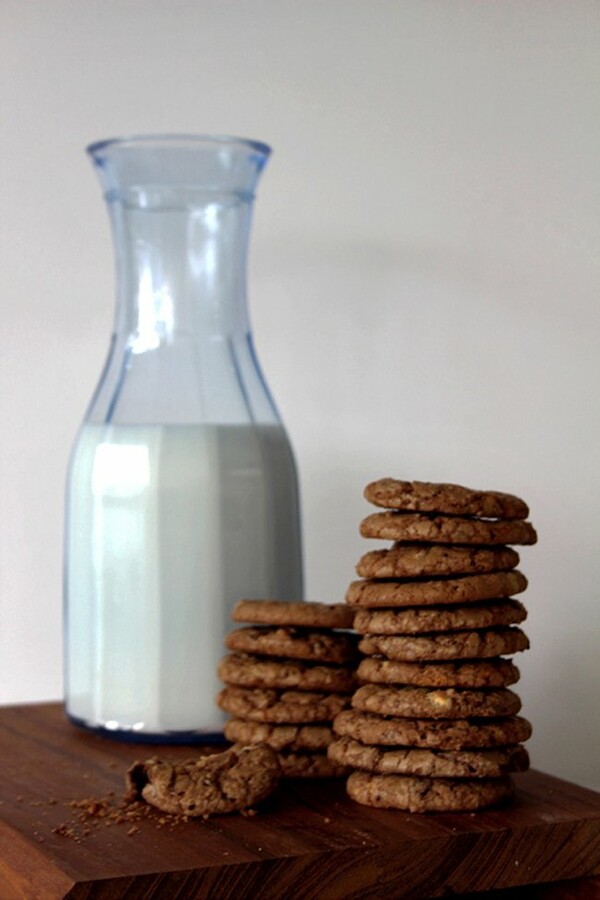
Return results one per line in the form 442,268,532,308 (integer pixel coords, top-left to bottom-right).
355,545,519,579
356,656,520,688
363,479,529,520
218,653,357,693
277,751,350,779
217,687,350,723
232,599,355,630
333,710,532,749
351,683,521,719
225,626,358,664
346,771,513,813
345,571,528,608
353,599,527,635
125,744,280,817
328,737,529,778
358,627,530,661
360,512,537,546
224,719,334,752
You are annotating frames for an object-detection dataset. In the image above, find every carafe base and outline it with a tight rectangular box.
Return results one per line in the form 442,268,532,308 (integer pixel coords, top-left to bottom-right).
66,709,227,745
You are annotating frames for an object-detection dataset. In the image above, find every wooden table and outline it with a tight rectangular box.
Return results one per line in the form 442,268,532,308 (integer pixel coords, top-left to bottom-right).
0,703,599,899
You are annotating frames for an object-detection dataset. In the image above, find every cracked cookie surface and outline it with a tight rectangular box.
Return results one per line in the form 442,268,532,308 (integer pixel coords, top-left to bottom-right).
356,656,520,688
353,599,527,635
363,479,529,519
346,571,528,608
217,686,350,723
224,718,334,751
328,736,529,778
218,653,357,693
358,627,530,661
360,512,537,545
356,545,519,579
277,751,350,778
225,626,358,664
347,770,513,812
351,683,521,719
333,710,532,749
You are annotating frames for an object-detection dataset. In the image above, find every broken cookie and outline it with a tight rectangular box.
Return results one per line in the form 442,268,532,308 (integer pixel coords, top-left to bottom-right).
125,743,280,817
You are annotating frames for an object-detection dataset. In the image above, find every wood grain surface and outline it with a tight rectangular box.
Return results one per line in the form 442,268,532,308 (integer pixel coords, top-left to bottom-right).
0,703,599,899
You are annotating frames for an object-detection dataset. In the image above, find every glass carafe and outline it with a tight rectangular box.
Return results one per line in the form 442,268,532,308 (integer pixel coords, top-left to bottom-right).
64,135,303,742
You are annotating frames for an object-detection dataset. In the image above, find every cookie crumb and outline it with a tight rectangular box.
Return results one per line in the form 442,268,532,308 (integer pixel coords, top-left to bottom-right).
49,791,189,843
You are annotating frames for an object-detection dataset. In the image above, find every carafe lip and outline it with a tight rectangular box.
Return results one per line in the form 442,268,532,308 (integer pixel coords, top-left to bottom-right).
86,134,271,158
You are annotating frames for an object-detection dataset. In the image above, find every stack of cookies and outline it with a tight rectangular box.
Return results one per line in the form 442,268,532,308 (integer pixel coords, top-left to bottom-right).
329,478,537,813
218,599,358,778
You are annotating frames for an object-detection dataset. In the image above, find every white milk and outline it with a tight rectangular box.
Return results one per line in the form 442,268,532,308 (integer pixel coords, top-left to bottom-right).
64,422,302,737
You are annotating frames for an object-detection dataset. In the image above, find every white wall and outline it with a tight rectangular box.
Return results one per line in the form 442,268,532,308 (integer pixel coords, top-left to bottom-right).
1,1,598,790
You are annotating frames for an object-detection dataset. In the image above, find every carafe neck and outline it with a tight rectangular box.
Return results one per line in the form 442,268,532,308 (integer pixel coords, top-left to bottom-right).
88,136,270,347
108,190,253,347
85,135,280,426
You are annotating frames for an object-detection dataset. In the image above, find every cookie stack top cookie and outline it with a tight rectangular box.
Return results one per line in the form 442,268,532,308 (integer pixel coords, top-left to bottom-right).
331,478,536,814
218,599,357,778
362,479,531,519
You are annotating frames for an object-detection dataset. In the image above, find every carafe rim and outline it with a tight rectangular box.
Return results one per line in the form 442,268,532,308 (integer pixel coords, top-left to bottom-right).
87,133,271,158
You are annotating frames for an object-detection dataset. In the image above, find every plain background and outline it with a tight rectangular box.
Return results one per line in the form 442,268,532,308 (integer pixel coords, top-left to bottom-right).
1,1,599,790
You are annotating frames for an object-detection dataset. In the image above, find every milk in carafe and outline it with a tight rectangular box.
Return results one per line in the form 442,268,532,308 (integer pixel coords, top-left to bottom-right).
65,421,302,737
